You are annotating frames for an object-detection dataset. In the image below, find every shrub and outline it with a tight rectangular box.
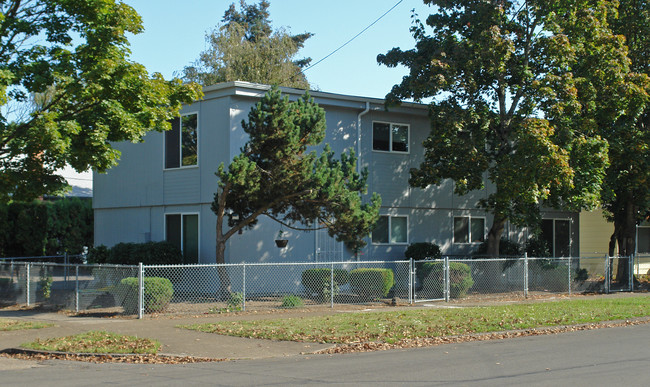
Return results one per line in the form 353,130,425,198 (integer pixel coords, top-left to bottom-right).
349,268,394,299
404,242,442,261
87,245,110,264
114,277,173,314
419,262,474,298
280,295,304,308
301,268,349,298
227,292,244,311
97,242,183,265
574,268,589,282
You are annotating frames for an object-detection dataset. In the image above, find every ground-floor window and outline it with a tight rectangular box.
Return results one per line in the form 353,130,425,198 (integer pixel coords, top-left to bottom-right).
453,216,485,244
637,221,650,254
541,218,571,257
165,213,199,263
372,215,408,244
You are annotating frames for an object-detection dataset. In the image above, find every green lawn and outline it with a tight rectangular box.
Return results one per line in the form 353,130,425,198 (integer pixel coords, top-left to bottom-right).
180,296,650,344
0,318,53,331
22,331,161,354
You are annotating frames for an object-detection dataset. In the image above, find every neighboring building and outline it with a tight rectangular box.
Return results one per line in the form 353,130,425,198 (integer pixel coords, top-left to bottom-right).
93,82,580,264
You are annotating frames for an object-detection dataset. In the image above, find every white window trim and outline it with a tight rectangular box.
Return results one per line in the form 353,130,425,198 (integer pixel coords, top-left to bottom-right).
164,212,201,258
453,216,486,245
371,121,410,154
542,218,572,257
163,111,200,170
372,214,409,245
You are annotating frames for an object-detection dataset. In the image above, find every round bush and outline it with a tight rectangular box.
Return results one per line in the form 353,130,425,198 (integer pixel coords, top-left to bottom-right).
114,277,174,314
301,268,349,297
349,268,394,300
404,242,442,260
420,262,474,298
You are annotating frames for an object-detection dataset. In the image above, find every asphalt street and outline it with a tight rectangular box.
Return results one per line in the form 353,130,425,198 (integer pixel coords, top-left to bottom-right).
2,322,648,386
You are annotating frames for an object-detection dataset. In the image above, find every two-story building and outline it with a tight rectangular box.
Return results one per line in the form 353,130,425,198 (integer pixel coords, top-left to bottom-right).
93,81,580,263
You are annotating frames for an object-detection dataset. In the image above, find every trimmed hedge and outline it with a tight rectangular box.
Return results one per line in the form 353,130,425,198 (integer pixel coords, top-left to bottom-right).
88,242,183,265
404,242,442,261
419,262,474,298
349,268,394,299
0,198,93,257
114,277,174,314
301,268,349,297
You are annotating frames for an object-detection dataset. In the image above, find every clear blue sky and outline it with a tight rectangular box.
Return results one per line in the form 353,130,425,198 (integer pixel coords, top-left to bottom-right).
123,0,434,99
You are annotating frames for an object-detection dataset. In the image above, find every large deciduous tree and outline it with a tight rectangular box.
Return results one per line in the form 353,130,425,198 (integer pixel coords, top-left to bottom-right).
212,87,380,292
378,0,612,257
587,0,649,281
182,0,312,88
0,0,202,201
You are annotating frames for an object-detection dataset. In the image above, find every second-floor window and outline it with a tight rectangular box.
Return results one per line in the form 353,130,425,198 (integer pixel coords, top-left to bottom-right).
373,122,409,153
165,113,198,169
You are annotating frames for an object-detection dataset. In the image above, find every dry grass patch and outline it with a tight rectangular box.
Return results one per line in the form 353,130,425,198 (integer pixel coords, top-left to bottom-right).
180,296,650,344
21,331,161,354
0,318,53,331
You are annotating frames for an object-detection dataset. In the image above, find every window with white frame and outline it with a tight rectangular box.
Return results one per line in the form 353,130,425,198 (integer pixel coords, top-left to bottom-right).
637,220,650,254
372,215,408,244
453,216,485,244
541,218,571,257
165,213,199,263
372,122,409,153
165,113,198,169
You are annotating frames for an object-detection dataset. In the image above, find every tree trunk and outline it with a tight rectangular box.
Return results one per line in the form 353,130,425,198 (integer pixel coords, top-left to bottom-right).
486,214,507,258
215,237,231,297
615,200,636,283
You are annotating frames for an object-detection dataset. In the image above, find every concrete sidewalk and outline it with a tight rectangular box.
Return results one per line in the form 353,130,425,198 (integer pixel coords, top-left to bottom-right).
0,308,337,360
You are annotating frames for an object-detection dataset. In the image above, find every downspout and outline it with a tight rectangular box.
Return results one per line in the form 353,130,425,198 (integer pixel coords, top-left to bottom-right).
357,102,370,174
355,102,370,262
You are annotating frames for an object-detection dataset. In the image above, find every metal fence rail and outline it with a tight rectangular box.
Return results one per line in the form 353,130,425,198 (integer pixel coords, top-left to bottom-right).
0,255,643,318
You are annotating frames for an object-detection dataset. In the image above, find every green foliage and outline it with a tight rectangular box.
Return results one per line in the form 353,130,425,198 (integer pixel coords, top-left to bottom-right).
227,292,244,311
0,0,202,201
0,199,93,257
87,245,110,264
213,87,381,264
38,270,53,300
379,1,612,256
574,268,589,282
301,268,349,300
525,237,552,258
114,277,174,315
280,295,303,309
588,1,650,258
183,1,312,88
404,242,441,261
349,268,394,300
419,262,474,299
22,331,161,354
91,242,183,265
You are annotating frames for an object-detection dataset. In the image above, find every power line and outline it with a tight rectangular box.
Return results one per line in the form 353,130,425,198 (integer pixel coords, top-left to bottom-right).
302,0,404,73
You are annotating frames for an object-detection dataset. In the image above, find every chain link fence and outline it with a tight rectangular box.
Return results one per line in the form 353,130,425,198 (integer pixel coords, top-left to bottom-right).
1,255,644,317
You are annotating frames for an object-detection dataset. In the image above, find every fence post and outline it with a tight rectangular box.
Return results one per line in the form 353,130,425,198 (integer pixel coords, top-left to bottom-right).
242,263,246,312
409,258,413,305
75,265,79,313
604,255,610,294
26,263,31,306
567,257,571,295
64,252,68,286
138,262,144,319
524,253,529,298
444,256,450,302
629,254,634,292
330,262,334,308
